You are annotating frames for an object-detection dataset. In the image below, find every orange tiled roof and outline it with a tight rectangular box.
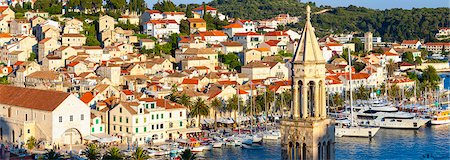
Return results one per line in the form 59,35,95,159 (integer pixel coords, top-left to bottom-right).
199,30,227,37
122,90,133,95
223,23,243,29
0,85,70,111
193,5,217,11
188,18,206,23
148,19,177,24
182,78,199,84
401,40,419,45
264,40,281,46
146,10,161,14
234,32,261,36
80,92,94,104
265,31,288,36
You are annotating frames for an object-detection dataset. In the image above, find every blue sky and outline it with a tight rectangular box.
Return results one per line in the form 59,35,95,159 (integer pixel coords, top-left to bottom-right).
146,0,449,10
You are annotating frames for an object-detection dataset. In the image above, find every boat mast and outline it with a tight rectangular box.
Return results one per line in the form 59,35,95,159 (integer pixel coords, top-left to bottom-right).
250,81,253,135
238,84,240,135
348,49,354,126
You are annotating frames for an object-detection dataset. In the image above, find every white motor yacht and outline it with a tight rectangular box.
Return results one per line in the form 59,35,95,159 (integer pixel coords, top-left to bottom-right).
262,131,281,140
356,109,430,129
335,118,380,137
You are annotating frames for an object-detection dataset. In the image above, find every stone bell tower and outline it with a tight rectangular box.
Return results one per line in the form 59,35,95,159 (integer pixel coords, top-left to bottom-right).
281,5,335,160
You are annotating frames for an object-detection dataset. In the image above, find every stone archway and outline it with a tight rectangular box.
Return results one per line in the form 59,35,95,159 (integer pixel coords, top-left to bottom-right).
61,128,82,145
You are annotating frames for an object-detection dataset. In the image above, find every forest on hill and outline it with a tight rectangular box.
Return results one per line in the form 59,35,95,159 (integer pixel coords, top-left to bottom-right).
208,0,450,42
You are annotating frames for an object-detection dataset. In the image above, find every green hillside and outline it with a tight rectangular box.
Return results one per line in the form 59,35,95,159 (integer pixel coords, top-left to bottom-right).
208,0,449,42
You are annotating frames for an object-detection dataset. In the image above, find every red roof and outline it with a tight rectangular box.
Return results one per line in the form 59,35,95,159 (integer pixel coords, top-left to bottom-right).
146,10,161,14
264,40,281,46
140,97,186,109
425,42,450,46
326,76,342,84
223,23,243,29
401,40,419,45
193,5,217,11
198,30,227,37
148,19,177,24
265,31,288,36
326,43,343,47
238,89,248,94
384,51,399,56
218,80,237,85
122,90,133,95
234,32,261,36
182,78,199,85
400,62,413,66
67,61,80,67
342,73,370,80
80,92,94,104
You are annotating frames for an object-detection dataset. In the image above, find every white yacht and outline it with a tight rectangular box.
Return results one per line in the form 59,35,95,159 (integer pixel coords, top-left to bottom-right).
356,109,430,129
335,118,380,138
355,98,398,112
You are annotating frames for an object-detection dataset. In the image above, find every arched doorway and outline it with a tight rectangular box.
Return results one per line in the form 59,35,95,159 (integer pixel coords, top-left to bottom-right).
61,128,82,145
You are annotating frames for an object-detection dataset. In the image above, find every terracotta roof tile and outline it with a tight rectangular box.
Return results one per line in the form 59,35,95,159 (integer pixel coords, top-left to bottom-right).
182,78,198,84
188,18,206,23
0,85,71,111
193,5,217,11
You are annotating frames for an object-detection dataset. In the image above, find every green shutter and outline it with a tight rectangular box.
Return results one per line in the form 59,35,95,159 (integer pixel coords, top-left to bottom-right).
96,119,99,124
92,127,94,132
100,127,102,131
135,128,138,133
161,114,163,119
144,127,147,132
136,118,138,123
156,114,159,119
180,121,182,127
152,115,154,120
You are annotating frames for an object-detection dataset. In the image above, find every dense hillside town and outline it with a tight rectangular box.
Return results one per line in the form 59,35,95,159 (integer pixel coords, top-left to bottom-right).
0,0,448,159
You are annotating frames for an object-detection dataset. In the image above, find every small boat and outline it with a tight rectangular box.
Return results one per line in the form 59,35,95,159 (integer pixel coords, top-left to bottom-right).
241,144,264,150
192,144,212,152
242,138,253,145
212,141,223,148
262,131,280,140
225,141,235,146
191,147,204,152
203,144,213,151
430,109,450,125
234,139,242,146
252,135,263,143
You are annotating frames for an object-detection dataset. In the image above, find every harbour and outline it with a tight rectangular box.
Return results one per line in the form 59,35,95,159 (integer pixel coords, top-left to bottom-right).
200,126,450,160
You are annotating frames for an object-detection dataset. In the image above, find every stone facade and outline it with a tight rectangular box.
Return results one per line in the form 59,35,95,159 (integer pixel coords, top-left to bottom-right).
281,6,335,160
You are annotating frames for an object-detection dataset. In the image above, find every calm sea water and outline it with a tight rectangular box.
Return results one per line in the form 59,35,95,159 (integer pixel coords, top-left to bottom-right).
200,73,450,160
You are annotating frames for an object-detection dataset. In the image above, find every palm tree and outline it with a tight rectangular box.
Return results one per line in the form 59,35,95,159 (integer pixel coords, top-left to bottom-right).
386,59,397,78
191,98,210,128
82,144,101,160
43,149,61,160
179,94,192,110
210,98,222,128
356,85,369,100
103,147,123,160
332,93,344,110
180,149,196,160
132,147,149,160
26,136,37,151
227,94,239,123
